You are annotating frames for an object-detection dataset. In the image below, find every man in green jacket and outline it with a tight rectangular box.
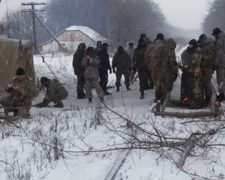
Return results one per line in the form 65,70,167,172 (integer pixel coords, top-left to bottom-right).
37,77,68,108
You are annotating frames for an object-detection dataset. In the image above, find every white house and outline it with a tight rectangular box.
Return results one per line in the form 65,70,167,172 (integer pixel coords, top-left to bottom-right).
40,25,107,53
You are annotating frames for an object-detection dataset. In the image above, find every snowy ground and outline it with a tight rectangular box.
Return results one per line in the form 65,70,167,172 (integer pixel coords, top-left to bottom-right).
0,47,225,180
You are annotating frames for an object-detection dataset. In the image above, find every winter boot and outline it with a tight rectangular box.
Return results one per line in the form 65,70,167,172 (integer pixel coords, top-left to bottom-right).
54,101,64,108
104,91,111,95
116,86,120,92
126,86,131,91
140,91,144,99
77,93,86,99
88,98,92,103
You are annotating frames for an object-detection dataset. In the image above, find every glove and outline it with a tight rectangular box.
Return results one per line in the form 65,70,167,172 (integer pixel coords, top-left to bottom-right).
113,69,116,74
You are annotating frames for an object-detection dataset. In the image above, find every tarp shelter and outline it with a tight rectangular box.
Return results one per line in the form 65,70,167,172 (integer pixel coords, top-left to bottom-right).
0,37,36,97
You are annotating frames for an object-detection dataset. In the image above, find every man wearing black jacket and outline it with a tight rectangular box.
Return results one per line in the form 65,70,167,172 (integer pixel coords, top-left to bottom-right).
99,43,112,95
73,43,86,99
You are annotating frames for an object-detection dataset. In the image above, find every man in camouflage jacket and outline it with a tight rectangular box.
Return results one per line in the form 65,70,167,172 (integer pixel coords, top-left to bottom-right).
198,34,215,104
38,77,68,108
82,47,104,103
145,33,165,89
187,39,203,109
0,67,35,117
153,39,178,102
212,28,225,101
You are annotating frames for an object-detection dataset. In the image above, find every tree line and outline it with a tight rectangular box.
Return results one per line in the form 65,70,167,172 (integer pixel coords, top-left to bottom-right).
203,0,225,35
2,0,164,48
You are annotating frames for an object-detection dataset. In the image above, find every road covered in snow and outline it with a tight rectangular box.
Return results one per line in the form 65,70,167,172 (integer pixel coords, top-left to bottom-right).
0,47,225,180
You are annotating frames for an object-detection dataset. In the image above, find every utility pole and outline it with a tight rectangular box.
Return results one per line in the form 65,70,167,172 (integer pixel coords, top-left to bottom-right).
21,2,45,52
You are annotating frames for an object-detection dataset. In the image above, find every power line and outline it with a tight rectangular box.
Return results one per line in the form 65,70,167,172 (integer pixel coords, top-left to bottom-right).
21,2,46,52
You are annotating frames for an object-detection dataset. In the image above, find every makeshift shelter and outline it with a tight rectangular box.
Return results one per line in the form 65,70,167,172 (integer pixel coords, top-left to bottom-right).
0,37,36,97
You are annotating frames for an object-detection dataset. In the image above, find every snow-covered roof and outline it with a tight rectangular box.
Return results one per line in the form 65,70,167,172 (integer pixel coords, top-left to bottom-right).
40,25,107,46
66,25,107,42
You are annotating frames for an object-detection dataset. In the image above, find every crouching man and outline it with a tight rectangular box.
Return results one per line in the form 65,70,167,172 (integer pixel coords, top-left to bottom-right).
37,77,68,108
0,67,35,117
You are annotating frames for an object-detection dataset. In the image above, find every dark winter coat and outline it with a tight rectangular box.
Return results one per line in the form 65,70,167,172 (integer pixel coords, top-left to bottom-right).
99,49,111,73
133,45,148,70
112,51,131,72
73,49,85,75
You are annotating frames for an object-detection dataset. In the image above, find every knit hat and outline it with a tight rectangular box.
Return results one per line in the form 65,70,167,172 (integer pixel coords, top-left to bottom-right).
156,33,164,41
16,67,25,75
40,76,50,85
198,34,207,44
86,47,94,54
140,33,146,39
212,28,222,36
188,39,198,49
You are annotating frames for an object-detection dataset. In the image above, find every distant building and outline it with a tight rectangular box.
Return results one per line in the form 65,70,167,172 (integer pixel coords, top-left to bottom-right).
40,25,107,53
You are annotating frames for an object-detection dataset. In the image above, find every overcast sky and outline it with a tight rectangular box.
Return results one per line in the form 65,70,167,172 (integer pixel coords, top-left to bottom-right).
1,0,210,30
0,0,46,20
153,0,211,30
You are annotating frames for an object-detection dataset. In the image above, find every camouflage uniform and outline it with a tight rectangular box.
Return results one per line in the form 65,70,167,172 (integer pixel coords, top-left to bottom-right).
188,49,203,107
152,39,177,101
112,50,131,90
45,79,68,104
82,55,104,98
73,48,86,99
214,32,225,94
200,39,215,102
145,39,165,88
1,77,34,116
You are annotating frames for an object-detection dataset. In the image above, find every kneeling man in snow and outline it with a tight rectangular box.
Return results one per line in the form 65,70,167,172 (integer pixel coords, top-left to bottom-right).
37,77,68,108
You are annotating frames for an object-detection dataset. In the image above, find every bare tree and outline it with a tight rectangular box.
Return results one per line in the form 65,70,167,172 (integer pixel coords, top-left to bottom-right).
203,0,225,35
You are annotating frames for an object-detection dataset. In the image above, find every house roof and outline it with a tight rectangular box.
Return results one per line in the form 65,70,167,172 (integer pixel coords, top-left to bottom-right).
40,25,107,46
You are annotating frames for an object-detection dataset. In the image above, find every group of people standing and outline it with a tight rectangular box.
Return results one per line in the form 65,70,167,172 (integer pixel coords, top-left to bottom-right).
180,28,225,109
73,27,225,110
72,32,175,104
1,27,225,117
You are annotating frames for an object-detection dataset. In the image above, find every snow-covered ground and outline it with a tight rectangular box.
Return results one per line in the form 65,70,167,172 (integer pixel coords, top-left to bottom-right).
0,47,225,180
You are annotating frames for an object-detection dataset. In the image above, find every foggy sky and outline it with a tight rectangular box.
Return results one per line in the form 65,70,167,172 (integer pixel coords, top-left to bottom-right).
1,0,210,30
153,0,210,30
0,0,46,20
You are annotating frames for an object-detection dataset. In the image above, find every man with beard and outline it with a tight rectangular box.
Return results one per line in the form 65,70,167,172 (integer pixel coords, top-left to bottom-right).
73,43,86,99
112,46,131,92
99,43,112,95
